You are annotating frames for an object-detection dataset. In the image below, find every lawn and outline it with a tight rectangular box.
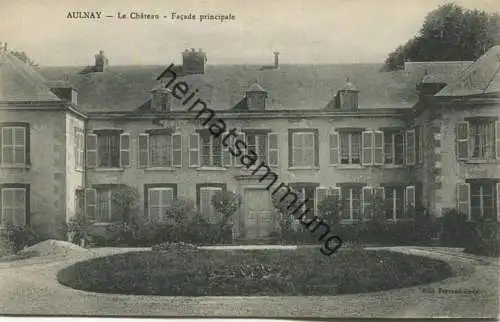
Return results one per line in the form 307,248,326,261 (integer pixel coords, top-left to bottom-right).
57,248,453,296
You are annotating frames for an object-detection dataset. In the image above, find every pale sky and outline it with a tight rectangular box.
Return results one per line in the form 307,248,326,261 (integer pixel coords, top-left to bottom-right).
0,0,499,66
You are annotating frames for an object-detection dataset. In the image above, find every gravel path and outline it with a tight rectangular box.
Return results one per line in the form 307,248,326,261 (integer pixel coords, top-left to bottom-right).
0,246,497,318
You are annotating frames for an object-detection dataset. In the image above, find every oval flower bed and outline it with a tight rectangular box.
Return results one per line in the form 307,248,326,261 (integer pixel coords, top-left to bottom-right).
57,248,453,296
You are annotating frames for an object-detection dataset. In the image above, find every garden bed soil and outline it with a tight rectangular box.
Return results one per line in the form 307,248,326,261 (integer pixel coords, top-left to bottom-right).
57,248,453,296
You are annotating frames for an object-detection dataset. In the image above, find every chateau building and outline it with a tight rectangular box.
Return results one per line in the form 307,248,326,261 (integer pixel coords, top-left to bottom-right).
0,45,499,240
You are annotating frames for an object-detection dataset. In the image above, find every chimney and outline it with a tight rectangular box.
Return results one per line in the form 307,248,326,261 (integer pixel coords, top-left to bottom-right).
182,48,207,75
94,50,108,72
273,52,279,69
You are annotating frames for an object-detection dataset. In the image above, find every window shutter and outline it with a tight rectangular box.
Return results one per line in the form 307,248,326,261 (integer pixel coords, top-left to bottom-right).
119,133,131,167
495,121,500,160
315,187,328,217
234,132,246,167
418,126,424,164
222,133,233,167
188,133,200,167
373,131,384,165
84,188,97,221
496,183,500,222
267,132,279,167
362,186,373,219
86,134,97,168
405,130,416,166
405,185,416,217
172,133,182,167
456,183,471,220
138,133,149,168
329,132,340,165
361,131,373,165
456,122,469,160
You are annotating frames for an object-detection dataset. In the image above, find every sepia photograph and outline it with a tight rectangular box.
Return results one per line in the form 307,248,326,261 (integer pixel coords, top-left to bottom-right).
0,0,499,319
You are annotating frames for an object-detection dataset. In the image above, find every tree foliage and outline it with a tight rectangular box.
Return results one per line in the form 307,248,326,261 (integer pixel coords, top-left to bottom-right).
382,3,500,71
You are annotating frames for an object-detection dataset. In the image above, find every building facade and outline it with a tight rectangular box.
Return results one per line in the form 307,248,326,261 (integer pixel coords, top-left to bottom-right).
0,45,499,240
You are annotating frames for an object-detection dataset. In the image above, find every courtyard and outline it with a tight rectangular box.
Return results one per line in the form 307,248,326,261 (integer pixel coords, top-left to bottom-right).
0,244,498,318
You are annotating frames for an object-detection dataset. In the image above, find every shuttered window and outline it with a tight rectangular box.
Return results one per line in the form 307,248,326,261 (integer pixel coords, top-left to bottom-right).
189,133,200,167
1,188,26,226
292,132,315,167
1,127,26,165
361,131,373,165
340,132,361,164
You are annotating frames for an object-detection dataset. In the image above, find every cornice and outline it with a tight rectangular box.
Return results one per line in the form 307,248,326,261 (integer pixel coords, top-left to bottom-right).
86,108,413,120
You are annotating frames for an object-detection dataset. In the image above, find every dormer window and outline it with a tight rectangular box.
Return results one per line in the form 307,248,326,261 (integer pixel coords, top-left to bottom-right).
245,83,267,110
151,84,171,112
338,79,359,111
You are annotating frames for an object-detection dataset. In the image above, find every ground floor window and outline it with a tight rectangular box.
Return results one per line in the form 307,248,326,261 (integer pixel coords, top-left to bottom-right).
385,187,404,220
197,184,226,223
341,186,362,221
470,182,496,221
1,186,28,226
147,187,175,224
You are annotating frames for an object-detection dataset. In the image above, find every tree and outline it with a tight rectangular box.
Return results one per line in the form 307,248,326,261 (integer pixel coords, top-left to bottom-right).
382,3,500,71
211,191,242,241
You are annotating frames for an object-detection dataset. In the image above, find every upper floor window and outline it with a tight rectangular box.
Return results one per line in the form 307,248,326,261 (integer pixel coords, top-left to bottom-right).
138,132,182,168
340,132,361,164
384,130,404,165
86,131,130,169
456,119,499,161
1,185,28,226
290,131,317,167
0,125,29,166
74,128,84,170
201,134,223,167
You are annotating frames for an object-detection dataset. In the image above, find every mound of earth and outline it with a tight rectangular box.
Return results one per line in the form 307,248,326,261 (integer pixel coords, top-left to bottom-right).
21,239,88,257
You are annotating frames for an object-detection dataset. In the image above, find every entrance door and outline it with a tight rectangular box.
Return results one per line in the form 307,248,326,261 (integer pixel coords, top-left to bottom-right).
245,189,275,239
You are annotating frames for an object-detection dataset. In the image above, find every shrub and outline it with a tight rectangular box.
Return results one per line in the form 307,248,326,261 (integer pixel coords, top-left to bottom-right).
0,224,26,255
317,193,344,227
211,191,241,243
151,241,199,252
465,219,500,257
440,209,473,247
111,185,140,224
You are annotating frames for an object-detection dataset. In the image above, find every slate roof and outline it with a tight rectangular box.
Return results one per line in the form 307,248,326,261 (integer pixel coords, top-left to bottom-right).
38,59,476,112
0,50,60,102
436,45,500,97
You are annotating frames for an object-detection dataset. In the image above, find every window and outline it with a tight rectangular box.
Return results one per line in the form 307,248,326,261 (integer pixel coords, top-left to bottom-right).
74,128,84,169
458,182,498,221
291,132,316,167
385,187,404,220
1,126,27,166
361,186,385,219
384,131,404,165
456,120,498,161
198,186,223,223
98,133,120,167
361,131,384,165
201,133,223,167
340,132,361,164
86,131,131,168
247,133,267,162
341,186,362,221
1,187,27,226
289,185,317,231
148,187,175,223
83,187,113,222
